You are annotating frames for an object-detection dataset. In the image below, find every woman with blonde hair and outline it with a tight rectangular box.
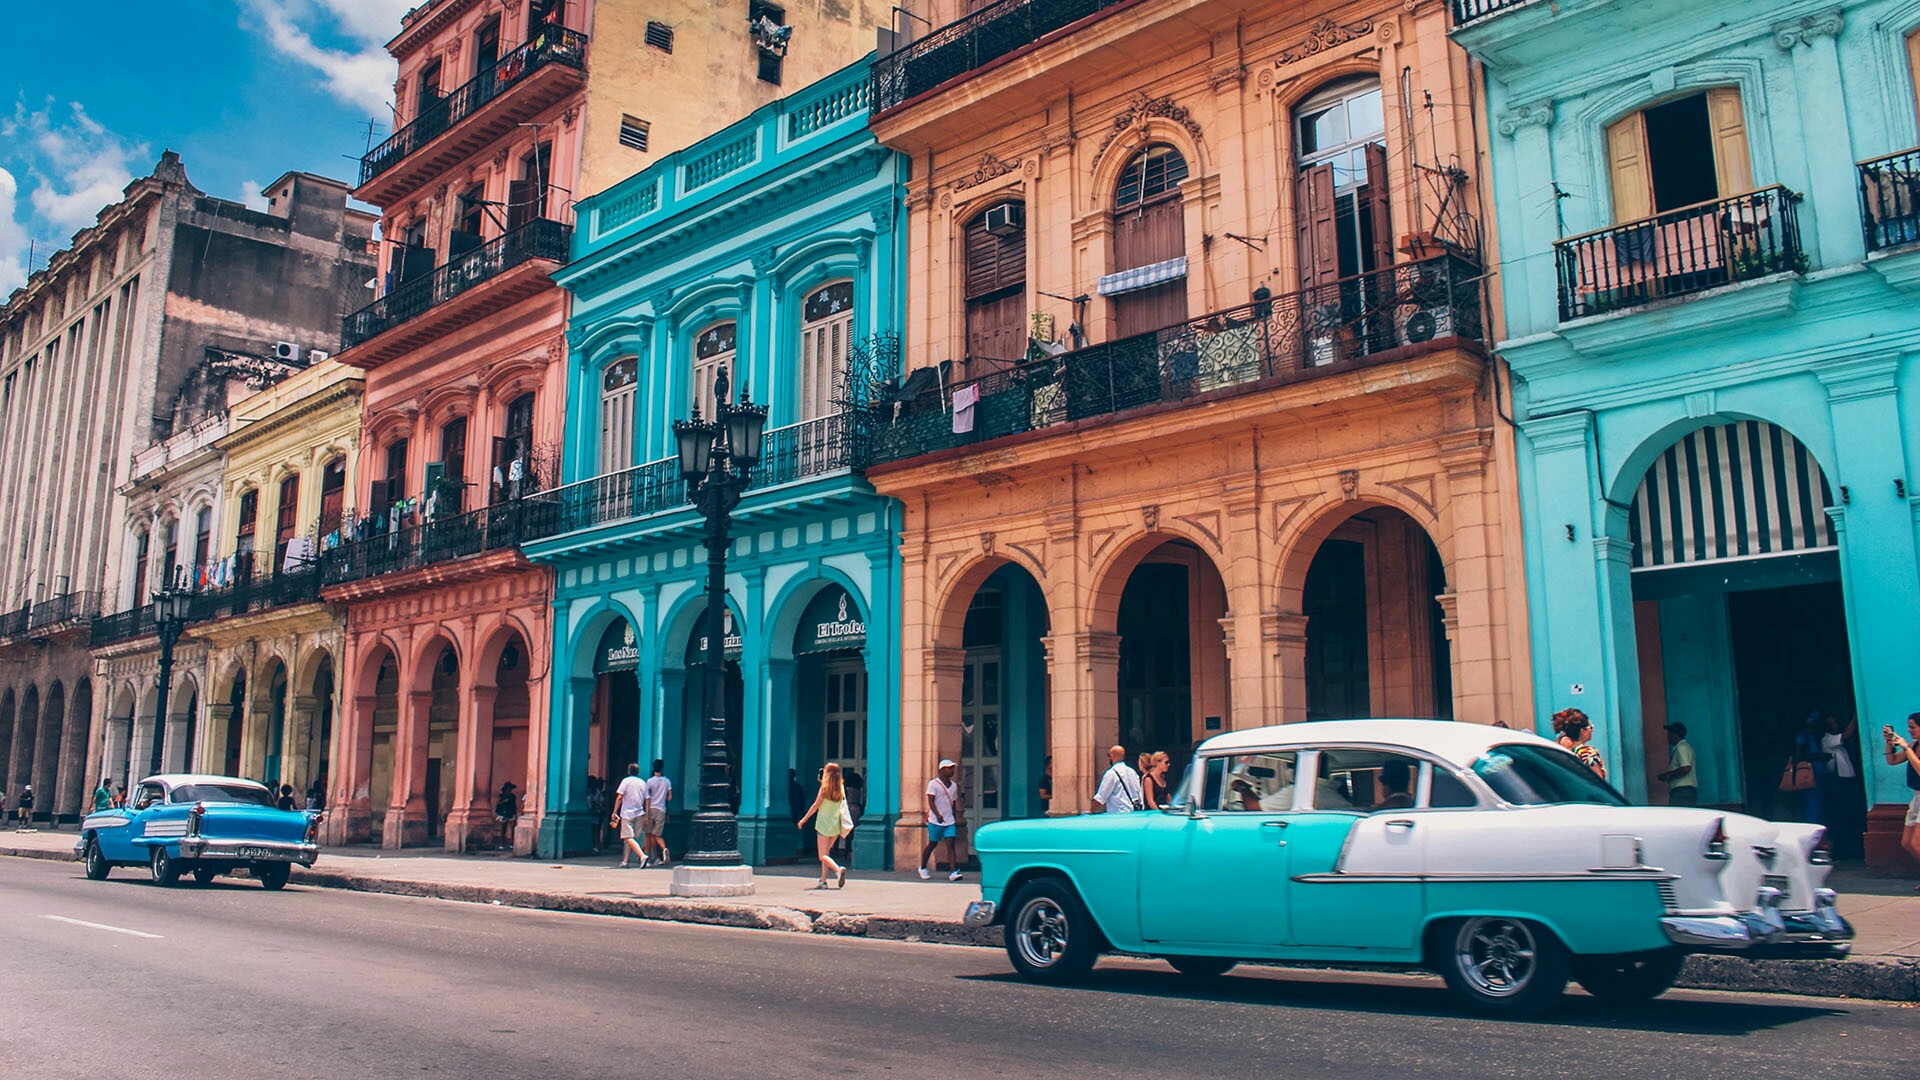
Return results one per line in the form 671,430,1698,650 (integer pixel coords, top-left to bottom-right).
797,761,853,889
1138,751,1172,811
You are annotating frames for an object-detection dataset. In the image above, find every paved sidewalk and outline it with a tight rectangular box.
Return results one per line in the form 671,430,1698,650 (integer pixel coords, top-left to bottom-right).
6,827,1915,1000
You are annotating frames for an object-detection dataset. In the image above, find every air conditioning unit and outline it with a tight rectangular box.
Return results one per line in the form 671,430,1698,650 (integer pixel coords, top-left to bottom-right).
273,341,301,364
983,202,1024,237
1400,302,1454,344
307,350,330,364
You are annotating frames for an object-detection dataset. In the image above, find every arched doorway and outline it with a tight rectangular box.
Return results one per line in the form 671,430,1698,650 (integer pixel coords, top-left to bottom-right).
1619,421,1856,847
1105,539,1230,782
167,676,199,774
424,643,461,843
34,683,63,819
262,658,290,788
223,672,247,777
65,680,93,818
307,653,335,799
1296,507,1451,721
367,650,400,843
105,685,136,792
0,689,14,800
481,629,531,849
588,617,642,804
788,583,871,855
952,564,1049,825
12,686,38,793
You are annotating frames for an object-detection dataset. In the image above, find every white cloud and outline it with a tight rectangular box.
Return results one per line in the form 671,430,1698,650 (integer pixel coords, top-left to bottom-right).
3,100,145,237
241,0,411,119
239,180,270,211
0,168,27,295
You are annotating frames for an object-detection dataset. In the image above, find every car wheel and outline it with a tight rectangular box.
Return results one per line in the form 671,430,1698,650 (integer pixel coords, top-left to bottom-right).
256,862,292,891
1573,950,1686,1004
192,867,219,886
1004,877,1100,984
149,847,181,887
84,838,110,881
1166,955,1238,978
1439,916,1569,1017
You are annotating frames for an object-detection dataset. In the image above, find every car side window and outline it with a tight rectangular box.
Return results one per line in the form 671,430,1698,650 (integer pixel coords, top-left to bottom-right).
1214,752,1301,812
1427,767,1479,809
133,784,165,810
1312,749,1423,812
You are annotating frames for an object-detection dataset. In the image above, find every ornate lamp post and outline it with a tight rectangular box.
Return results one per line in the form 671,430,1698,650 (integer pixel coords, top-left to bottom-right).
147,584,195,778
669,365,766,898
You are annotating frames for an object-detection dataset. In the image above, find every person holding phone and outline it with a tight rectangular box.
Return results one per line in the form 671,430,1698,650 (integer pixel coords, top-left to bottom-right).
1883,713,1920,873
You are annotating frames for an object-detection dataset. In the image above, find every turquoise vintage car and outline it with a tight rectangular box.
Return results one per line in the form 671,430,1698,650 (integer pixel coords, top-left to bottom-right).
963,720,1851,1015
76,774,320,889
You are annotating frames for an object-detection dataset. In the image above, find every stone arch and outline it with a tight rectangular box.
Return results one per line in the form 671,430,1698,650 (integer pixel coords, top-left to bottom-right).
62,679,91,816
409,630,463,694
33,681,64,813
930,550,1053,652
104,682,137,789
1274,490,1447,614
0,687,14,797
12,684,40,791
658,588,748,672
353,633,406,698
564,595,645,679
1602,411,1838,518
166,671,200,774
765,566,870,663
1084,525,1231,636
474,614,539,688
134,684,157,780
1087,124,1206,217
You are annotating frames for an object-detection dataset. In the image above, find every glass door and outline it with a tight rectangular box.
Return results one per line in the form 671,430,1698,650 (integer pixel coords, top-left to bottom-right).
960,649,1003,824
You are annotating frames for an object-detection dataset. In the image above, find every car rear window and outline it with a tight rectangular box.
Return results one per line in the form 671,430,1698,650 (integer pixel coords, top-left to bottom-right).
169,783,276,807
1472,744,1628,807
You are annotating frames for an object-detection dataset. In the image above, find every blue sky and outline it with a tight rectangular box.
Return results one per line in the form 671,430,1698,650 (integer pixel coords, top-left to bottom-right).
2,0,412,294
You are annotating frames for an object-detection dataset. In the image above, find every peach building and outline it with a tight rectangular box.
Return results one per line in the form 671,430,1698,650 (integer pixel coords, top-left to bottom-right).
864,0,1532,865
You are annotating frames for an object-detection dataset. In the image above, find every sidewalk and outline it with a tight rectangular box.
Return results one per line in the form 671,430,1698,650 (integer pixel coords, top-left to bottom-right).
5,827,1915,1000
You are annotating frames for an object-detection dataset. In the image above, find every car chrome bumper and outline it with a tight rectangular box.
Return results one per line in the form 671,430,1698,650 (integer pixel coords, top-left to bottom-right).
963,900,998,927
179,837,320,866
1661,889,1853,958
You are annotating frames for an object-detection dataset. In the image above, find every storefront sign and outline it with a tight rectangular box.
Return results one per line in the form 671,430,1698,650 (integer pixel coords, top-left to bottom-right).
596,619,640,673
798,585,865,654
688,608,745,663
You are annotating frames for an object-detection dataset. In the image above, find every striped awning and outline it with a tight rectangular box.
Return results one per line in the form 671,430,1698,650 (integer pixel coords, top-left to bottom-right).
1097,256,1188,297
1629,420,1835,570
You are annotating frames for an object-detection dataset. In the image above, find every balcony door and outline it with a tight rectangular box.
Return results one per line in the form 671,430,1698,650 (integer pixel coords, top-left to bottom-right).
599,359,638,476
964,203,1026,369
1606,88,1751,221
1111,144,1190,338
692,321,736,424
508,143,552,230
1294,77,1392,289
798,281,852,472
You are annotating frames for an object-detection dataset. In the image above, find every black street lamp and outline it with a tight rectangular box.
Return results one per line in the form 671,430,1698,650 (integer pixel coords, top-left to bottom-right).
669,365,766,897
148,584,195,778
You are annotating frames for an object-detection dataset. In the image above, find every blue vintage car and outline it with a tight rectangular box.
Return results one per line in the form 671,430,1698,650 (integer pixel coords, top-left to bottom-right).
75,773,320,889
963,720,1852,1015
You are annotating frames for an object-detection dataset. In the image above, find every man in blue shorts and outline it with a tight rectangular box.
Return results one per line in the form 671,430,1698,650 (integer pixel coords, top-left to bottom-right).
919,759,963,881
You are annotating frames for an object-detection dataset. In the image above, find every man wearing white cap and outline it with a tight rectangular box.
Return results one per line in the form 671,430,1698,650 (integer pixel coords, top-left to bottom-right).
919,758,963,880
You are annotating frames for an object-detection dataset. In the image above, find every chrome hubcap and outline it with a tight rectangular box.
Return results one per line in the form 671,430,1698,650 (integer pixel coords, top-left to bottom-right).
1456,917,1537,997
1014,897,1070,969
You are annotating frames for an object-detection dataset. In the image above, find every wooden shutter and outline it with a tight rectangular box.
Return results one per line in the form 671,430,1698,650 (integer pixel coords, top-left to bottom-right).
507,180,533,230
1295,164,1340,289
1605,111,1653,223
1115,198,1185,270
1360,143,1394,272
1113,281,1188,338
967,293,1025,365
1705,87,1753,197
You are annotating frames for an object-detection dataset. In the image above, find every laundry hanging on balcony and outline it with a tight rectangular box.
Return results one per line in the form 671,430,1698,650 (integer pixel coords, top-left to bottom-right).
951,383,980,434
1097,256,1187,297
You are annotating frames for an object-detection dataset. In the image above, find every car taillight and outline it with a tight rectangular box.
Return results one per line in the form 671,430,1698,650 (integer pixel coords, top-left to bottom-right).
187,803,205,838
305,816,320,843
1809,828,1832,865
1705,817,1728,861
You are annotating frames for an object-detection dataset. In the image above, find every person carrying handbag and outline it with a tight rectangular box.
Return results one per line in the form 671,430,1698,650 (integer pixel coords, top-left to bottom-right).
1093,745,1144,814
797,762,853,889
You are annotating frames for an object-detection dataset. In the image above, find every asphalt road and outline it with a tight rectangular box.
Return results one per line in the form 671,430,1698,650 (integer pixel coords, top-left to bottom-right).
2,856,1914,1080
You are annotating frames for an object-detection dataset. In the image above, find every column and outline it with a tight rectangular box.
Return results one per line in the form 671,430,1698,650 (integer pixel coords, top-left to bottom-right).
538,675,595,859
385,689,432,848
735,569,770,865
894,644,963,870
1266,612,1310,726
1044,631,1120,816
327,693,376,845
1777,12,1863,268
753,656,796,867
287,694,322,788
444,678,496,853
1493,101,1558,334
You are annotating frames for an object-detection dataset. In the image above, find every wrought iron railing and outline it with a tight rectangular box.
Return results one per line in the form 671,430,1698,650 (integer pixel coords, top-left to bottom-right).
872,0,1130,114
29,590,97,631
756,414,856,488
88,566,326,647
1860,147,1920,254
322,500,543,587
90,604,158,647
342,219,572,350
0,604,31,639
1449,0,1532,24
1554,187,1804,321
359,27,589,186
868,254,1483,465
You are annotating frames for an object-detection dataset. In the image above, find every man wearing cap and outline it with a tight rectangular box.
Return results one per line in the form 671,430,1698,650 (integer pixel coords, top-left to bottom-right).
1659,724,1698,806
920,759,963,881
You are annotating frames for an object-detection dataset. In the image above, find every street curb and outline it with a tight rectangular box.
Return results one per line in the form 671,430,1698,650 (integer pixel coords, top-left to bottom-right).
9,848,1910,1001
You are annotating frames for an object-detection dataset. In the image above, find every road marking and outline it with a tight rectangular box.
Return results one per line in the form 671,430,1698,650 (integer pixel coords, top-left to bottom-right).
43,915,163,939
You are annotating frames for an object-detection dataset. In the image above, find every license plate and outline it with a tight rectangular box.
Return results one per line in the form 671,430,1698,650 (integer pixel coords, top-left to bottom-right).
1762,874,1791,901
237,846,271,860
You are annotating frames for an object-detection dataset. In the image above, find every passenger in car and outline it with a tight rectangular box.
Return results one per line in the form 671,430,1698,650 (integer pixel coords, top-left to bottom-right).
1375,760,1416,810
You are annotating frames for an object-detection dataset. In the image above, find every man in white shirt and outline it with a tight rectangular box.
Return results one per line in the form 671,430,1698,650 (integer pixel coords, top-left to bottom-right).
641,759,673,867
919,759,963,881
611,763,650,869
1093,745,1141,814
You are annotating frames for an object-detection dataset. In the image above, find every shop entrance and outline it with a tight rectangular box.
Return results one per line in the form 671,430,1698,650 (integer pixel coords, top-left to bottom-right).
1299,508,1451,721
590,618,642,783
955,565,1049,824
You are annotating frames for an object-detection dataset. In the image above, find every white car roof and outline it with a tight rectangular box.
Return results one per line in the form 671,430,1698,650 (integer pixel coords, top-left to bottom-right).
138,774,271,790
1197,719,1557,768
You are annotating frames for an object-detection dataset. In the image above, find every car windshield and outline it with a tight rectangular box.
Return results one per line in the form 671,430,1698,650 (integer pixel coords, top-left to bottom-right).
1471,744,1628,807
168,783,276,807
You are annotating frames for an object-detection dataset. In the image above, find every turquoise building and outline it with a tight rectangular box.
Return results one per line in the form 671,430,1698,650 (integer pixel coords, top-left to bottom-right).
1454,0,1920,865
526,59,906,867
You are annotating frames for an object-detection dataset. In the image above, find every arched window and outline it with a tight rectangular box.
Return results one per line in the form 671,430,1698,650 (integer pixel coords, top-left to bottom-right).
800,281,853,423
275,474,301,567
495,391,538,500
130,529,150,606
1294,77,1390,287
235,488,259,563
319,459,346,537
160,517,180,590
193,506,213,573
692,321,736,421
600,358,638,474
963,202,1025,367
1109,144,1190,337
435,418,467,515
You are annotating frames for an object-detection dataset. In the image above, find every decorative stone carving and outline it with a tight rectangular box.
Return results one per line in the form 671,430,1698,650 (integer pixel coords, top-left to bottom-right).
1278,17,1375,65
1143,504,1160,531
1208,64,1247,91
1496,101,1554,138
980,532,995,556
1095,93,1205,160
750,247,780,274
561,106,579,130
1775,8,1843,49
949,152,1021,193
1339,469,1360,501
493,147,511,168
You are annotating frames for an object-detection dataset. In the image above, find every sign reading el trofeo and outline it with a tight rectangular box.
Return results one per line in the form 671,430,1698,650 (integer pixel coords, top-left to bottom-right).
799,586,865,653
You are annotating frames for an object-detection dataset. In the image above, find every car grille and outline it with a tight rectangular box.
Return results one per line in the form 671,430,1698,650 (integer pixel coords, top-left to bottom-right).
1657,880,1679,912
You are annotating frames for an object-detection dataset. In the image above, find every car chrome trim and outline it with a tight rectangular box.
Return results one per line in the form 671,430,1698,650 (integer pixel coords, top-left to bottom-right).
1660,907,1853,954
1292,870,1679,884
178,837,320,866
963,900,998,927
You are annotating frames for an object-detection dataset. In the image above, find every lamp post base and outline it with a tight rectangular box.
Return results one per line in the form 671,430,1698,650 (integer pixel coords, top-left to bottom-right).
670,863,756,897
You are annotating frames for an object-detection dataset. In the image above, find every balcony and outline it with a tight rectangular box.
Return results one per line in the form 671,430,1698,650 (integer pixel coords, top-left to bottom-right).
872,0,1133,115
0,604,31,641
89,566,327,648
1860,147,1920,254
29,590,97,634
1554,187,1805,321
1448,0,1532,25
321,501,541,589
868,254,1483,465
129,413,229,484
356,27,588,206
339,218,571,366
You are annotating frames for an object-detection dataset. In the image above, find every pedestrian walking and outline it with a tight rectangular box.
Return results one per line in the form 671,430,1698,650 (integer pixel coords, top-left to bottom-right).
1658,723,1698,806
15,785,34,830
1882,713,1920,878
305,779,326,812
611,763,649,869
1093,745,1142,814
919,759,962,881
1819,714,1864,856
276,784,298,812
93,777,113,814
1551,709,1606,780
839,769,866,861
1037,756,1053,814
796,762,852,889
1137,751,1171,811
0,790,7,827
495,782,520,848
642,759,672,867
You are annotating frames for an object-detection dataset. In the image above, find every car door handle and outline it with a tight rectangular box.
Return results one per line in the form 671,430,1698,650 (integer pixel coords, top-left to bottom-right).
1260,821,1290,828
1384,819,1416,831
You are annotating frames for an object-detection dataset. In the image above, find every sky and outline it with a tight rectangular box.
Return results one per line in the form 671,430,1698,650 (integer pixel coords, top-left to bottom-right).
1,0,414,295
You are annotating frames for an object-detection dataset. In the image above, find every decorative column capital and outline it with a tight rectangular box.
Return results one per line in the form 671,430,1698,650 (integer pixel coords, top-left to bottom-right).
1812,353,1900,403
1774,8,1843,50
1520,411,1593,454
1496,100,1554,138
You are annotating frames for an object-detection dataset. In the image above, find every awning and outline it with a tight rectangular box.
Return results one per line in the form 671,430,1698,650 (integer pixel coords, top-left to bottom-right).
797,584,865,654
594,618,640,674
1097,255,1187,297
686,608,744,664
1629,420,1835,570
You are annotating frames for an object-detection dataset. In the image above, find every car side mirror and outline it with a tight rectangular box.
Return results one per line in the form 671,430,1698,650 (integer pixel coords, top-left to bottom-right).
1187,800,1206,820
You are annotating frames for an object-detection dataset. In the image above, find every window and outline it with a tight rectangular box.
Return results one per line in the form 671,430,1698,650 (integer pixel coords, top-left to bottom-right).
509,143,553,230
1471,744,1628,807
161,519,179,589
645,21,674,52
167,782,273,807
751,2,786,84
1311,749,1424,812
758,52,783,85
528,0,561,35
1429,768,1478,809
1111,144,1190,337
235,490,258,556
439,418,468,514
1910,29,1920,124
192,508,212,572
318,459,346,536
383,439,410,509
394,219,435,289
1605,88,1751,221
600,358,638,474
452,185,487,258
275,474,300,567
619,115,651,152
130,530,150,604
692,322,736,421
1294,78,1391,287
474,16,501,78
415,58,444,123
1206,751,1302,812
800,281,853,422
133,782,166,810
963,203,1026,367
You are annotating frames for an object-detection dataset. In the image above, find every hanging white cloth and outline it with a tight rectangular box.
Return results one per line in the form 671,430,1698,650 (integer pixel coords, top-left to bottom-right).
951,383,980,434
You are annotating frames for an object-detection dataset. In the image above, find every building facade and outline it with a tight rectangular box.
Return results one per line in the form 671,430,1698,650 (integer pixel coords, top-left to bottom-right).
0,158,372,823
530,59,907,867
866,0,1529,866
1455,0,1920,870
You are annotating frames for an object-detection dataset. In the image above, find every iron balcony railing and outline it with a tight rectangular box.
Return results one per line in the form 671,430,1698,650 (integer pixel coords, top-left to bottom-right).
1554,186,1805,321
91,604,159,648
872,0,1130,114
88,567,326,647
29,590,98,631
868,254,1483,465
322,500,542,587
1860,147,1920,254
0,604,31,639
341,218,571,350
1449,0,1532,24
359,27,589,186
